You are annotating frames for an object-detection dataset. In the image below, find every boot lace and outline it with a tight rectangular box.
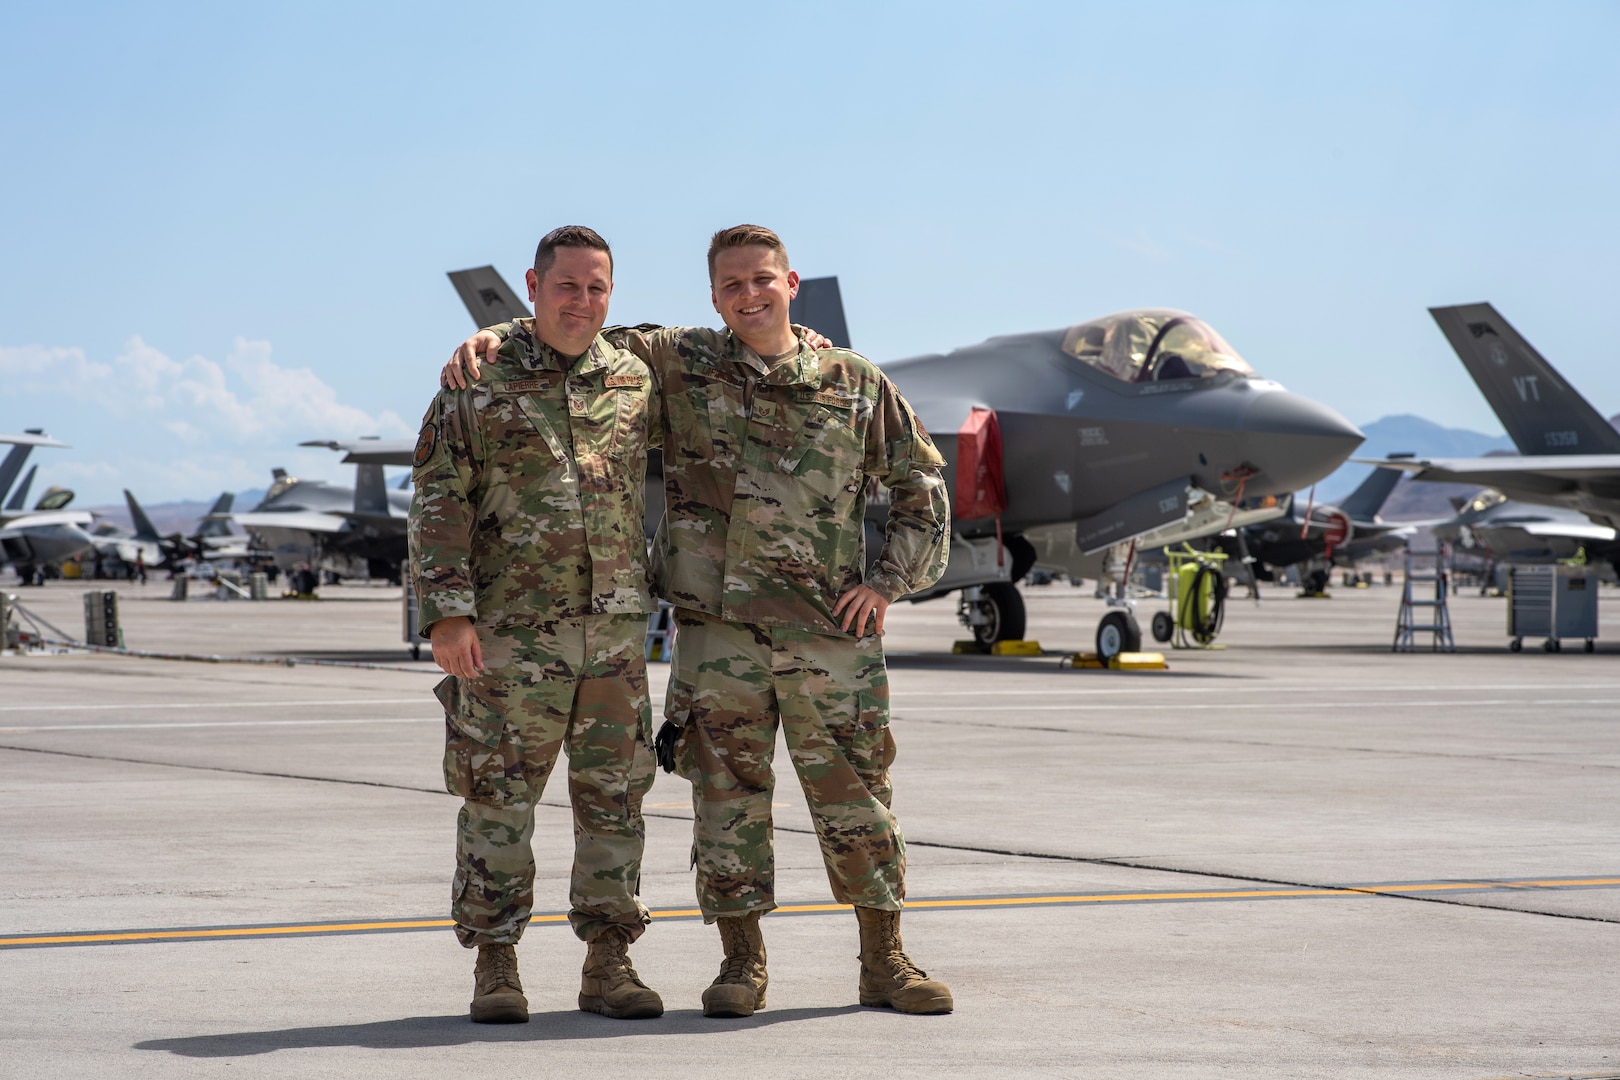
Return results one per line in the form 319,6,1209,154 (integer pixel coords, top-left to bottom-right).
482,946,519,989
876,923,928,982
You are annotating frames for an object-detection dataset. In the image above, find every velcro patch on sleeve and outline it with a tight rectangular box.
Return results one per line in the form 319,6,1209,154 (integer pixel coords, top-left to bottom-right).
412,422,438,468
604,374,645,388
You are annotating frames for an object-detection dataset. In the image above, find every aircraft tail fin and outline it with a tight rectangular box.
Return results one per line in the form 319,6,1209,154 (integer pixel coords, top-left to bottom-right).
4,465,37,512
196,493,235,537
1338,463,1403,521
354,464,389,516
125,490,162,541
789,276,852,349
0,430,42,505
447,266,529,328
1430,304,1620,456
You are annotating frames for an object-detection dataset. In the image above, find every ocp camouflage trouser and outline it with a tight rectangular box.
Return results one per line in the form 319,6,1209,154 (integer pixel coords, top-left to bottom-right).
435,612,656,946
664,610,904,921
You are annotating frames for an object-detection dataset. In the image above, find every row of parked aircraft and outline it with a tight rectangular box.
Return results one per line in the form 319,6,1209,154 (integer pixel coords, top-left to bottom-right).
7,277,1616,655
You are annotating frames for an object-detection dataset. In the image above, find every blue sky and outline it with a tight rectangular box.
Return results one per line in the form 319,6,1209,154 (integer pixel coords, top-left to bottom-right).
3,1,1617,505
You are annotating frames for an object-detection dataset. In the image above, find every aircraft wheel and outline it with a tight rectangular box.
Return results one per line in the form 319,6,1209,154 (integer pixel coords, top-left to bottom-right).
1543,638,1557,653
1150,611,1173,643
1096,611,1141,661
1586,639,1596,653
411,643,421,661
971,582,1027,648
1509,638,1522,653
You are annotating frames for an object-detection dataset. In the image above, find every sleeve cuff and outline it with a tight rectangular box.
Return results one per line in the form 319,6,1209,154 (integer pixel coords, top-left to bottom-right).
864,570,910,603
417,590,476,638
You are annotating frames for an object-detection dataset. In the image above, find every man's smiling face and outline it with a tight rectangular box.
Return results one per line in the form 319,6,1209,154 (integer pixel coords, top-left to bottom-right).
710,245,799,347
526,246,613,357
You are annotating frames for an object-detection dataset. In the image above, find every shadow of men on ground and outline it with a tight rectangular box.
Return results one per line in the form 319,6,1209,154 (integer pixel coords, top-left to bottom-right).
135,1006,864,1057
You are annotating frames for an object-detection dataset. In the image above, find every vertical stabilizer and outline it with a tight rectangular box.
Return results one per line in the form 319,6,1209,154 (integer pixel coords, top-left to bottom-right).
1430,304,1620,456
354,464,390,516
789,276,852,349
4,465,37,512
1338,464,1403,521
447,266,529,328
197,493,235,537
125,490,162,541
0,431,42,504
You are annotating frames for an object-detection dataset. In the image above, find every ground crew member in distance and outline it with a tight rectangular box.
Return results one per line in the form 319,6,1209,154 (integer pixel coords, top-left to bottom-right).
444,224,955,1016
409,226,665,1025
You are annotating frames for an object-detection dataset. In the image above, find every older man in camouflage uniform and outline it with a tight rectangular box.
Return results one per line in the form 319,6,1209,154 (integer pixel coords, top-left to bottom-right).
446,225,954,1016
410,225,664,1024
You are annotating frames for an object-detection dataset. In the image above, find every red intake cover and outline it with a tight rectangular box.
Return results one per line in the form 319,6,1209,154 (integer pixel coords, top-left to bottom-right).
954,407,1007,519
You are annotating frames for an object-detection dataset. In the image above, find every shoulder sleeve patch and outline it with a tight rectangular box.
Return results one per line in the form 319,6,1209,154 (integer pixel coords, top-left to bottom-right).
412,422,438,468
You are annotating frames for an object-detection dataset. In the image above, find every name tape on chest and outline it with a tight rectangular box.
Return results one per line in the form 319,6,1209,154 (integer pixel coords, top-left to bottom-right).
813,389,857,409
604,373,645,389
502,378,550,393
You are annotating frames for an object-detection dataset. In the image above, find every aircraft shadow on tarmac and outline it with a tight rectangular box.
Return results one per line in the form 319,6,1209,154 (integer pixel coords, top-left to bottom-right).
135,1007,866,1056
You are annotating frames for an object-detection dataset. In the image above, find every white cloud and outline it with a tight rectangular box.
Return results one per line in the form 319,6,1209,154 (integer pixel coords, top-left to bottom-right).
1,336,411,505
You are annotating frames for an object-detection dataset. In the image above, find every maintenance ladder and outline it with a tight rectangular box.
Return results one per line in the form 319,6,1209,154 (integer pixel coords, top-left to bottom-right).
1393,545,1455,652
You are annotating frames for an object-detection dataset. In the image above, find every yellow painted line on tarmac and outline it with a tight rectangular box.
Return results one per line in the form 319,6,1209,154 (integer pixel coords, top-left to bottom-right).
3,876,1615,949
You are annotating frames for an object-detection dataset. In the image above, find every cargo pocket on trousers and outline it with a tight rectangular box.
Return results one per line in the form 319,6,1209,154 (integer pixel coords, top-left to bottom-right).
436,675,525,806
853,687,898,804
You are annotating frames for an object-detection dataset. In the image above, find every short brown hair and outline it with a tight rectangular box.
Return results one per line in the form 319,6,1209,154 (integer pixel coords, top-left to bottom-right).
707,224,789,281
534,225,613,281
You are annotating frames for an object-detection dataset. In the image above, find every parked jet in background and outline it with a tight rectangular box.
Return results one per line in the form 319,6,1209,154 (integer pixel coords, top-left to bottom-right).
0,431,94,583
1214,463,1418,586
88,492,248,574
233,438,413,582
1433,487,1617,573
1364,303,1620,576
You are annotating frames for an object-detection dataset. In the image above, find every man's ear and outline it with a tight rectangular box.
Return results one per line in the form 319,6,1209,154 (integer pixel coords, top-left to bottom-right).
710,285,720,314
786,269,800,299
526,267,540,304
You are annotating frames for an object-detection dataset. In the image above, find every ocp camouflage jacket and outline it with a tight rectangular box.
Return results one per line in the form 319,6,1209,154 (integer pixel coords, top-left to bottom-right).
408,321,658,635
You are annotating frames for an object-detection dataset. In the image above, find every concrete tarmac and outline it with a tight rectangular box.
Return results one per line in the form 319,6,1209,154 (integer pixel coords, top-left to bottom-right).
1,577,1617,1079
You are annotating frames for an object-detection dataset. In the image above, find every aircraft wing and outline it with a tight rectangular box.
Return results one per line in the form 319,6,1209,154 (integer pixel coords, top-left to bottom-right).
299,439,417,467
0,432,70,448
1358,455,1620,485
233,511,350,534
0,509,94,531
1518,520,1617,541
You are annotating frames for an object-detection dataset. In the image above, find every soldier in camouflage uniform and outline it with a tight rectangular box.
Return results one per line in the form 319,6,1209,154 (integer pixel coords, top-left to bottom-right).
410,226,664,1024
445,225,955,1016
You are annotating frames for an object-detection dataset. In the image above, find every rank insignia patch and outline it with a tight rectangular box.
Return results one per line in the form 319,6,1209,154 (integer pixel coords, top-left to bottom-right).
412,422,438,468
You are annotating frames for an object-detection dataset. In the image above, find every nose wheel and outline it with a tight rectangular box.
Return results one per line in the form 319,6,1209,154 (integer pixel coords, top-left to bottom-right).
1096,610,1142,661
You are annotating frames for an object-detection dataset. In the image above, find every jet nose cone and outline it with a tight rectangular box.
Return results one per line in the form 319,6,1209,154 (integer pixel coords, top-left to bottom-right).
1241,389,1364,494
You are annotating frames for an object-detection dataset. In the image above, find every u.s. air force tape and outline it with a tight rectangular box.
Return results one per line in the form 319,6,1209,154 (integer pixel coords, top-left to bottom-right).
413,422,438,468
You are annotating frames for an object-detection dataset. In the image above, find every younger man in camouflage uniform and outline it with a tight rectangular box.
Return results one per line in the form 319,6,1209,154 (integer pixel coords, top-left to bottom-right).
445,225,955,1016
410,226,664,1024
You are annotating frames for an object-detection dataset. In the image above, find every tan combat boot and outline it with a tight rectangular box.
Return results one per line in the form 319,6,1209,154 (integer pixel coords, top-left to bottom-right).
855,906,953,1014
701,910,768,1018
579,925,664,1020
470,942,529,1023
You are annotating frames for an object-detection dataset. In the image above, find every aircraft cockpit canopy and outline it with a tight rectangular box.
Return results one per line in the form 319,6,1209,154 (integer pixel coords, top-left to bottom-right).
1061,310,1255,384
265,474,300,502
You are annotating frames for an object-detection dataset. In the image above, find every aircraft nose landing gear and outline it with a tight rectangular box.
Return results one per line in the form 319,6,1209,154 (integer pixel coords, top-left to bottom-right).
957,582,1027,649
1095,609,1142,662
